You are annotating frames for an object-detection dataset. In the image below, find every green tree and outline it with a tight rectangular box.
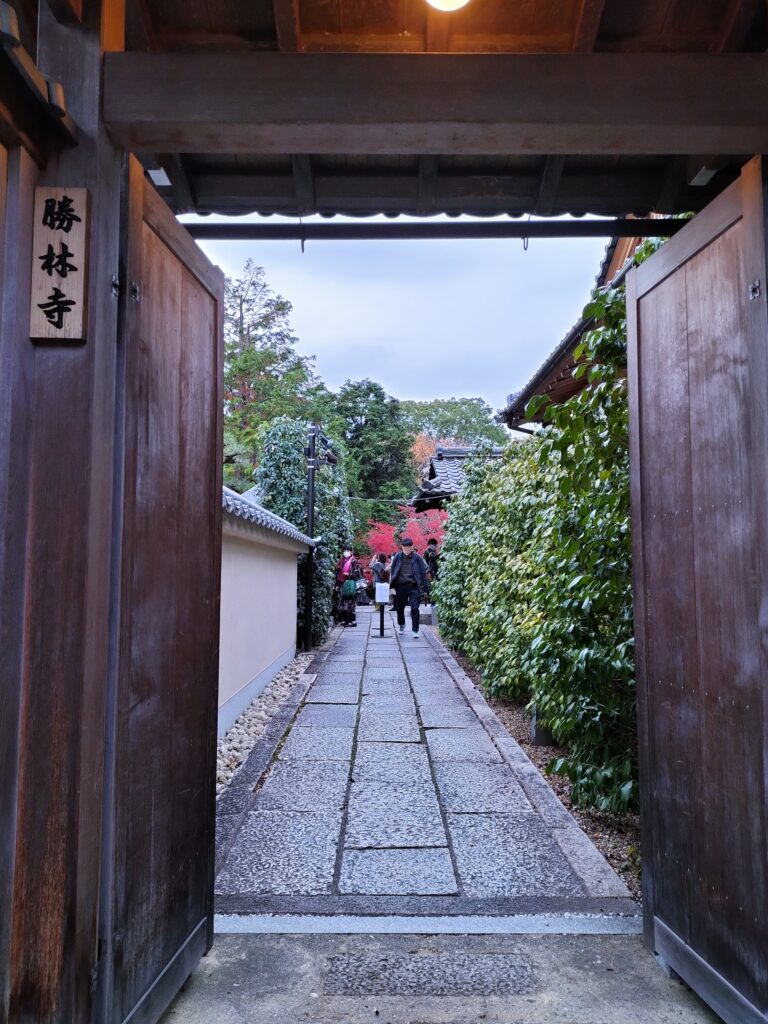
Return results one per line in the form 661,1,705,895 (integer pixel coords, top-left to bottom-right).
400,397,508,447
330,379,416,532
255,417,353,647
223,261,330,489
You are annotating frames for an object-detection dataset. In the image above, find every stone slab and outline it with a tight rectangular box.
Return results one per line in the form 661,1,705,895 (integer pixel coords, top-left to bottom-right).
426,727,502,763
305,684,359,704
360,694,416,716
215,811,342,896
278,726,355,762
363,666,408,681
352,741,433,785
295,703,357,728
256,760,350,811
448,813,585,897
324,949,534,995
357,713,420,742
433,761,533,813
345,783,446,849
361,679,412,698
313,670,362,687
419,704,479,728
340,847,458,895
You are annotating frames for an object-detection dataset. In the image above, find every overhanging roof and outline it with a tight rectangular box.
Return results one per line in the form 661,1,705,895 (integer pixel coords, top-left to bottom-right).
412,445,505,512
93,0,768,219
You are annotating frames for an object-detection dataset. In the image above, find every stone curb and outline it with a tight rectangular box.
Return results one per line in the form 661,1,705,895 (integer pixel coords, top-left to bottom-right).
215,670,317,872
420,628,635,904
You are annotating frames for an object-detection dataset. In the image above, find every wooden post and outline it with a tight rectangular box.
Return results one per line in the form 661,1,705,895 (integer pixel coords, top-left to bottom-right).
0,2,126,1021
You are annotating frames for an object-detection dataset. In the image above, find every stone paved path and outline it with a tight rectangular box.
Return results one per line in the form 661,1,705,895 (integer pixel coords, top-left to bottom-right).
165,609,721,1024
215,607,635,918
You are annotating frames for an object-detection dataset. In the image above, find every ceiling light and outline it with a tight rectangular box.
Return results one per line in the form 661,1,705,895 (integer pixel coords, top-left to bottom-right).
426,0,471,11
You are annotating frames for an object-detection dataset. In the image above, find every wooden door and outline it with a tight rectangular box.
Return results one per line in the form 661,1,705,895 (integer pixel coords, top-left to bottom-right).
103,160,224,1024
627,156,768,1024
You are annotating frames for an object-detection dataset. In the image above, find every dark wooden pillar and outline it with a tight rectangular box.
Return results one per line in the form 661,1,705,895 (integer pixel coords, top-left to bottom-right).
0,2,126,1021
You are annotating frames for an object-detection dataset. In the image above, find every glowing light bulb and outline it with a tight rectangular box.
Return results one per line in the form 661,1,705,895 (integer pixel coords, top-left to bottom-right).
426,0,471,11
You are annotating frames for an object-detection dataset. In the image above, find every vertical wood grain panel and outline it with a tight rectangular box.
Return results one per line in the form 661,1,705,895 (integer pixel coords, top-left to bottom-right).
629,156,768,1021
686,220,768,1010
637,270,699,947
0,144,38,1024
110,176,222,1024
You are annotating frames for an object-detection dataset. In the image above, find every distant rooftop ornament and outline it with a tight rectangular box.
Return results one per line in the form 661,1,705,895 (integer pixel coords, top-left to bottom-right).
426,0,471,11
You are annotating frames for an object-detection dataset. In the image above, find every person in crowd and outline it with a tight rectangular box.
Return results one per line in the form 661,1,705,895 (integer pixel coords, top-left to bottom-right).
369,551,389,610
424,537,440,582
335,546,361,626
383,553,398,609
389,537,430,638
370,552,388,586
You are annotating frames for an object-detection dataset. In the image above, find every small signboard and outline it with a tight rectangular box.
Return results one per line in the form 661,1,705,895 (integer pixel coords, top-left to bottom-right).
375,582,390,604
29,187,89,342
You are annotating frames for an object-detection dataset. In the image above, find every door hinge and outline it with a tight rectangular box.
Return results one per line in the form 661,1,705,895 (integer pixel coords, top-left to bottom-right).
111,274,120,297
130,281,140,303
749,279,761,300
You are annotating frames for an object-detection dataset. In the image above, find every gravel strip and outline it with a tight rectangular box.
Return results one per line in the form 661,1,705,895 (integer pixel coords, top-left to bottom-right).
217,652,314,794
445,647,642,904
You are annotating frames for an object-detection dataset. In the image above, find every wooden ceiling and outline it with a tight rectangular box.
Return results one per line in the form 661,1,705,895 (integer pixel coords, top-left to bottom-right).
123,0,767,55
16,0,767,218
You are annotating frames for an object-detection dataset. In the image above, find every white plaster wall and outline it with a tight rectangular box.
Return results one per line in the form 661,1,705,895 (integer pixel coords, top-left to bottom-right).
218,532,300,734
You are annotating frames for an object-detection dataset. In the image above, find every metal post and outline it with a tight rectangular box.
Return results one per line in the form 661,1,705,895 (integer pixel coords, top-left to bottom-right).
303,425,317,652
379,602,385,638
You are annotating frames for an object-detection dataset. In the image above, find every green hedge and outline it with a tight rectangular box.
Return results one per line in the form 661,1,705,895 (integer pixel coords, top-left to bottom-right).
435,250,663,812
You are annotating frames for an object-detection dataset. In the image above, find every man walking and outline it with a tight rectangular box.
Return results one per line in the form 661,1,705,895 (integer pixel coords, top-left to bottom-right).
389,537,430,638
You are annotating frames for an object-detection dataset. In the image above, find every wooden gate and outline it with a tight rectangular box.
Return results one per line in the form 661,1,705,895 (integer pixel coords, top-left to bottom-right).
627,156,768,1024
102,160,224,1024
0,144,222,1023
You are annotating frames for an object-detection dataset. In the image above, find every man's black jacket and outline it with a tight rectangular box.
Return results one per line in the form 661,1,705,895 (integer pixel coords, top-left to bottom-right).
389,551,430,593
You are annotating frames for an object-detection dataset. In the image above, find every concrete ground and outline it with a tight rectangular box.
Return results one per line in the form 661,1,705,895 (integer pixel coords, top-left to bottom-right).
163,608,722,1023
162,933,720,1023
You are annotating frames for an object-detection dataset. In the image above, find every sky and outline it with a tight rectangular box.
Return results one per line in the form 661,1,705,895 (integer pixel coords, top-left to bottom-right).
193,220,611,415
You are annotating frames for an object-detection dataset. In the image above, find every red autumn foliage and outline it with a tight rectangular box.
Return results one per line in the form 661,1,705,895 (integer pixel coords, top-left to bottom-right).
362,506,448,568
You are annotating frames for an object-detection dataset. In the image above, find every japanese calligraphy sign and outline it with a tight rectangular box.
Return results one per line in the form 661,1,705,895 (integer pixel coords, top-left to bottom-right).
29,187,89,341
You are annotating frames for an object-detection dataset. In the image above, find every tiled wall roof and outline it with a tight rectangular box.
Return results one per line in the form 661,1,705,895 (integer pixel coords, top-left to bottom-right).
222,487,314,547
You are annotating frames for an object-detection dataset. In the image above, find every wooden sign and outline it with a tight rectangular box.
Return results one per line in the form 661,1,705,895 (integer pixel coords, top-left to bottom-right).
29,187,89,342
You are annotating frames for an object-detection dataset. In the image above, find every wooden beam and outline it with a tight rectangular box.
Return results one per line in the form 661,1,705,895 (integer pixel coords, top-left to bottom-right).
46,0,83,25
416,155,438,215
535,156,564,215
103,53,768,156
291,154,315,214
125,0,158,51
156,152,196,213
425,9,451,52
190,168,665,216
710,0,761,52
655,156,687,213
572,0,606,51
273,0,300,51
185,219,685,241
